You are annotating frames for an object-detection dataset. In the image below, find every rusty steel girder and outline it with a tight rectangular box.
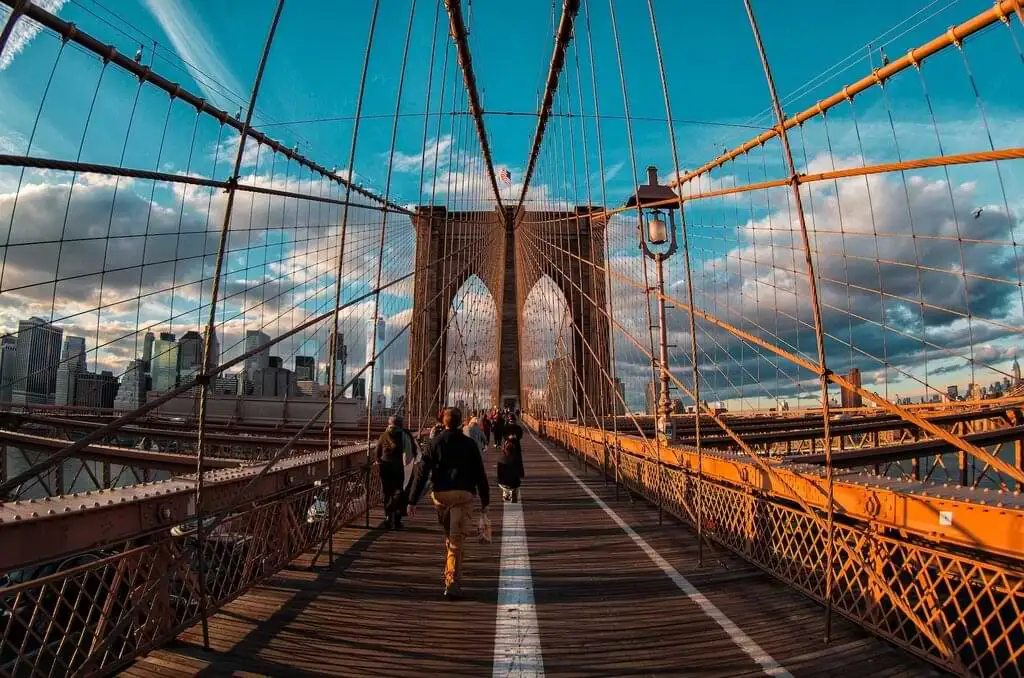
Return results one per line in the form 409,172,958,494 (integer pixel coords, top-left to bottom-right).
0,444,366,571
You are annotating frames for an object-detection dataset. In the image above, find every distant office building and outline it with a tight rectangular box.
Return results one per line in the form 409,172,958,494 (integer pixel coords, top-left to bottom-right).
245,330,271,374
350,377,366,400
295,380,318,397
326,330,348,391
74,371,119,408
367,318,386,396
946,384,959,401
967,382,982,401
12,317,63,405
210,374,239,396
151,332,178,392
390,372,407,408
0,335,17,401
250,356,296,397
55,336,87,406
1015,359,1022,386
613,378,626,415
177,331,204,384
840,367,863,408
645,381,658,416
114,359,149,410
142,331,155,372
373,392,387,412
295,355,315,382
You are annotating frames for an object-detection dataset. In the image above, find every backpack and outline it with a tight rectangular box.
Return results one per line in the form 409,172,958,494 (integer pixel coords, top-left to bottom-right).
500,436,517,462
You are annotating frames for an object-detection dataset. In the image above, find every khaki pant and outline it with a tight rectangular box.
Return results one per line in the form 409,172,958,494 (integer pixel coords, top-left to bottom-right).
430,489,475,587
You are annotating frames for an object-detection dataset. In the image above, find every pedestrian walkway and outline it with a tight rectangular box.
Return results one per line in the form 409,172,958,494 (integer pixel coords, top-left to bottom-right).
125,432,940,677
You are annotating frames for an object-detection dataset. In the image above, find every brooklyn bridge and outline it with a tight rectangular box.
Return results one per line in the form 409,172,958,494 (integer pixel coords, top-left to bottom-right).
0,0,1022,675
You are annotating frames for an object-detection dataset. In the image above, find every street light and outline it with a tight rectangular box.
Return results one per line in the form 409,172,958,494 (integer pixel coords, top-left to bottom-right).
468,349,482,411
625,166,679,442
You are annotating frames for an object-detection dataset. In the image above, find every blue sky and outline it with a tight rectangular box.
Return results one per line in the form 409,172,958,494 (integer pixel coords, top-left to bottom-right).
1,0,1022,409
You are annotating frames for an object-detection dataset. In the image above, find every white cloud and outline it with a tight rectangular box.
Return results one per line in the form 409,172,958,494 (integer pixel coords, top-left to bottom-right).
143,0,244,111
0,1,67,71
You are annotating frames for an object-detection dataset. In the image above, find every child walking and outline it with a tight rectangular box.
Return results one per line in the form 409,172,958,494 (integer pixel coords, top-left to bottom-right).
496,423,525,502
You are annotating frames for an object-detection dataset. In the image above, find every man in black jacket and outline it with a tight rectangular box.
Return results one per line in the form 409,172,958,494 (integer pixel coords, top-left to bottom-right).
407,407,490,599
374,414,416,529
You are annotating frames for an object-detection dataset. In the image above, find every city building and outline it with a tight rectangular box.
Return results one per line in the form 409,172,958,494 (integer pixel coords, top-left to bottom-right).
54,336,87,406
350,377,366,400
0,335,17,401
151,332,178,392
176,331,204,383
326,330,348,392
244,330,271,374
946,384,959,401
142,331,154,372
250,356,296,397
12,317,63,404
390,372,407,409
113,359,148,410
295,355,315,381
1015,358,1022,386
645,381,658,416
74,371,119,408
840,367,863,408
612,378,626,415
210,374,239,396
366,318,386,396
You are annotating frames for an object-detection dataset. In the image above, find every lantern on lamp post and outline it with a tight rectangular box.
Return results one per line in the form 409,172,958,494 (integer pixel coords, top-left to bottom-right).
625,166,679,442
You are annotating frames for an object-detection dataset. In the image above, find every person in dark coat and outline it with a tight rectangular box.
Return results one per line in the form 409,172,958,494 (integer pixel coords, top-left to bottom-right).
374,414,416,529
406,407,490,599
490,411,505,449
497,423,525,502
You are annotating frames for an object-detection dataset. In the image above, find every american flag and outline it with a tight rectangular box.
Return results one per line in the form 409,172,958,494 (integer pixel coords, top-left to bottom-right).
498,168,511,185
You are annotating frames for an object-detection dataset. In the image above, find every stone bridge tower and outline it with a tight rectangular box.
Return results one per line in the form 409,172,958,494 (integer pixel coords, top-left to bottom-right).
407,206,610,429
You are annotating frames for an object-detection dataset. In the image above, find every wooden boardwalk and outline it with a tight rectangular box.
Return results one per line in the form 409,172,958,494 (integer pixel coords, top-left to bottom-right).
124,432,941,677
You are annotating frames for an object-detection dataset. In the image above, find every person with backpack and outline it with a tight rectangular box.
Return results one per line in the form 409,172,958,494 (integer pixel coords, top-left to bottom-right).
497,423,525,503
406,407,490,599
374,414,416,529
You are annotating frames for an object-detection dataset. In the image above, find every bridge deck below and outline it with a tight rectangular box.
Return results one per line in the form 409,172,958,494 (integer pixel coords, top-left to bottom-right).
125,432,939,677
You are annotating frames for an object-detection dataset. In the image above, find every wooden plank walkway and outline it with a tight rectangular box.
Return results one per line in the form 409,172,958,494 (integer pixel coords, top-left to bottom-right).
124,431,942,677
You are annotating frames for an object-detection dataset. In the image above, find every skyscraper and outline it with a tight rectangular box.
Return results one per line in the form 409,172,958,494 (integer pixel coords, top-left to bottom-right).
367,318,386,396
151,332,178,392
390,372,407,409
326,330,347,393
55,336,87,406
12,317,63,405
74,371,119,408
114,359,148,410
142,331,154,372
294,355,315,381
244,330,271,374
176,331,204,383
0,335,17,402
1015,358,1022,386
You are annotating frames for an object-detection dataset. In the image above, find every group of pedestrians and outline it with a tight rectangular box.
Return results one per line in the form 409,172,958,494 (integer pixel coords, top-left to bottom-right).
372,406,526,599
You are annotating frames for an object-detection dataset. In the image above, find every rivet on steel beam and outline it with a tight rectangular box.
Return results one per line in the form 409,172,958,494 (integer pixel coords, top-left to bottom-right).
30,511,38,517
47,509,55,515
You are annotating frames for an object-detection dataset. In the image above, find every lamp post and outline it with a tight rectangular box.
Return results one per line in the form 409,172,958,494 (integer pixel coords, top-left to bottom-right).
626,166,679,442
468,348,482,412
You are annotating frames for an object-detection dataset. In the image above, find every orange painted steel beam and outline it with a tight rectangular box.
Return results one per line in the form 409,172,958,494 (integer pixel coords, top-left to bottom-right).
539,420,1024,559
666,0,1024,188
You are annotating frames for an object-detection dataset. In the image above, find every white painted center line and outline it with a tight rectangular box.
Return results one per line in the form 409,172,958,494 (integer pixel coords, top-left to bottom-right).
492,497,545,678
531,432,793,678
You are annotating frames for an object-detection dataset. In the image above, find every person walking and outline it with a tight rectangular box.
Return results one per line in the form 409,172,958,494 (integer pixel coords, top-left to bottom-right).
463,416,488,458
497,422,525,503
374,414,416,529
480,414,491,447
491,410,505,449
406,407,490,599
